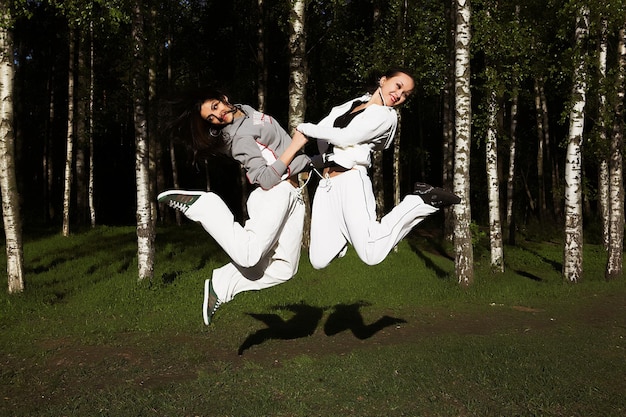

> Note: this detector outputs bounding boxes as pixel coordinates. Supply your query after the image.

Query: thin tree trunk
[605,24,625,281]
[506,86,518,245]
[132,0,155,282]
[563,6,589,283]
[486,89,503,272]
[75,31,88,227]
[288,0,310,248]
[372,1,385,222]
[539,80,552,217]
[373,150,384,219]
[533,77,545,220]
[148,3,158,229]
[0,8,24,293]
[453,0,474,286]
[257,0,267,112]
[442,0,456,242]
[88,20,96,227]
[597,17,609,249]
[45,69,55,222]
[392,0,407,244]
[62,29,76,237]
[393,114,401,211]
[168,136,182,225]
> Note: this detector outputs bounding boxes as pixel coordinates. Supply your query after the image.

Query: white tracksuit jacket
[297,95,438,269]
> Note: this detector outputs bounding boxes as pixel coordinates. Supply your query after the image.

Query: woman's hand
[291,129,308,149]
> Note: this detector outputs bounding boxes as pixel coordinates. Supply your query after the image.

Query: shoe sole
[157,189,205,203]
[203,279,211,326]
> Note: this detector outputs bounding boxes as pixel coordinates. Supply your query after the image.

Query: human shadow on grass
[324,302,406,339]
[238,302,406,355]
[238,303,323,355]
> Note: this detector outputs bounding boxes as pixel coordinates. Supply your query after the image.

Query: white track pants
[184,181,305,303]
[309,168,438,269]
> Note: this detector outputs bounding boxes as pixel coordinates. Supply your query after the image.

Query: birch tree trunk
[605,24,625,281]
[373,150,384,219]
[287,0,310,248]
[392,0,407,232]
[443,0,456,242]
[257,0,267,112]
[75,30,88,227]
[539,81,555,218]
[88,20,96,227]
[563,6,589,284]
[372,2,385,221]
[163,22,181,225]
[597,17,609,249]
[287,0,307,132]
[393,114,401,212]
[453,0,474,286]
[486,89,503,272]
[506,86,518,245]
[0,9,24,293]
[533,77,545,220]
[44,69,55,222]
[62,29,76,237]
[148,4,158,229]
[132,0,154,282]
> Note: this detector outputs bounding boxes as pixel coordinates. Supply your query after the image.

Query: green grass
[1,224,625,416]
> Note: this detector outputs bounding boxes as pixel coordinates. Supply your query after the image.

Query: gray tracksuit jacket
[220,105,310,190]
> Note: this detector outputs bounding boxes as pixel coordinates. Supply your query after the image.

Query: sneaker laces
[210,299,222,315]
[166,199,191,214]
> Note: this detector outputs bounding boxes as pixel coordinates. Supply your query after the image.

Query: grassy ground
[1,223,625,416]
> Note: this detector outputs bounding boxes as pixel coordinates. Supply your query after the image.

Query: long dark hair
[365,67,415,93]
[165,87,235,158]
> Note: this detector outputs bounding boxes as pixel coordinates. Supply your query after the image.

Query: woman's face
[379,73,414,107]
[200,98,235,125]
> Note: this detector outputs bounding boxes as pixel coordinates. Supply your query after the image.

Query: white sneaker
[157,190,205,214]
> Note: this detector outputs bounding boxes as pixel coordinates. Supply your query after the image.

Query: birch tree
[506,84,518,244]
[62,28,75,237]
[88,20,96,227]
[485,88,503,272]
[453,0,474,286]
[132,0,154,281]
[0,4,24,293]
[533,77,546,220]
[597,16,609,249]
[287,0,307,133]
[443,0,456,241]
[287,0,310,247]
[563,5,589,283]
[256,0,267,112]
[605,23,625,281]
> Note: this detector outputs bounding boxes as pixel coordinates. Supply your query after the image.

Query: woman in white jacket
[295,69,460,269]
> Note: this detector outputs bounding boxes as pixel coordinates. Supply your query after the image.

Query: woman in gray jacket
[159,88,309,326]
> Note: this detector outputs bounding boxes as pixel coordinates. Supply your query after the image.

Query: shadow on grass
[238,302,405,355]
[408,240,452,279]
[518,245,563,271]
[324,302,406,339]
[514,270,545,282]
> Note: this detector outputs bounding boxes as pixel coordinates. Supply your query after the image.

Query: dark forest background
[8,0,623,239]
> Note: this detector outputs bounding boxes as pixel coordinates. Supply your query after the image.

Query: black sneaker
[413,182,460,208]
[157,190,204,214]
